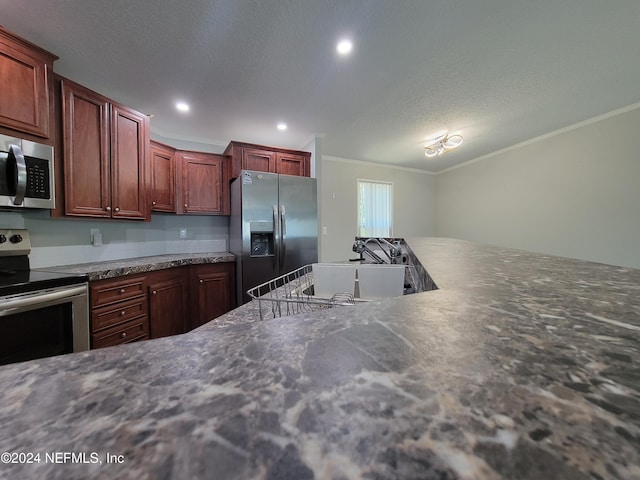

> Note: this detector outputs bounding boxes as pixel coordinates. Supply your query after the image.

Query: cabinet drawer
[90,276,146,307]
[91,297,148,332]
[92,316,149,349]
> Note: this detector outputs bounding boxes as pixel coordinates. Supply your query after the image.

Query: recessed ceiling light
[175,102,190,112]
[336,39,353,55]
[277,123,287,131]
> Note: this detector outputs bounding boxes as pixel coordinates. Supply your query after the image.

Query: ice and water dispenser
[250,221,274,257]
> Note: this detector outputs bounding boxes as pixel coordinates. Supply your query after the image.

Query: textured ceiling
[2,0,640,172]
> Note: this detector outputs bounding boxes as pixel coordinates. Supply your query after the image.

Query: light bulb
[424,147,438,158]
[336,40,353,55]
[443,134,463,149]
[176,102,190,112]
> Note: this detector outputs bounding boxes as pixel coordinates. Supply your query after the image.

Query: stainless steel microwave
[0,133,55,209]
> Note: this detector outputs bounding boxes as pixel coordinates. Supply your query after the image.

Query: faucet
[352,239,386,263]
[352,238,402,264]
[376,238,401,260]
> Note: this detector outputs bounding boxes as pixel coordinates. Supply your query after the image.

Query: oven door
[0,283,89,366]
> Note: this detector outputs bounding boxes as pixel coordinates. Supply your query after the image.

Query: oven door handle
[9,143,27,206]
[0,285,88,317]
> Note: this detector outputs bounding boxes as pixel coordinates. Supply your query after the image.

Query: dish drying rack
[247,264,364,320]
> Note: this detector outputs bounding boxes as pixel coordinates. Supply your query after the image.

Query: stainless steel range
[0,229,89,366]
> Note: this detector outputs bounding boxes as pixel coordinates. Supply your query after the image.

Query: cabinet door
[276,152,308,176]
[149,274,187,339]
[181,152,225,214]
[242,148,276,173]
[61,79,112,217]
[189,264,235,330]
[0,27,56,138]
[111,103,148,220]
[149,141,176,212]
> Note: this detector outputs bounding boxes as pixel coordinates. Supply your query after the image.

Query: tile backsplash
[1,210,230,268]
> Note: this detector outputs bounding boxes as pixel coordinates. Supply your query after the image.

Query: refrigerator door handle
[273,204,280,270]
[280,205,287,270]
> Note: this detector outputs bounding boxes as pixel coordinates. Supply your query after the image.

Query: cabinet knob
[184,204,188,209]
[152,290,157,295]
[120,288,126,294]
[199,279,203,284]
[114,207,120,212]
[152,201,157,206]
[121,311,126,316]
[121,332,127,338]
[106,206,111,212]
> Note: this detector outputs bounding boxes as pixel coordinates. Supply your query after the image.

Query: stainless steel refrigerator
[230,170,318,304]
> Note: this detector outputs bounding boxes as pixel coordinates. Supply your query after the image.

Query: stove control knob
[10,234,23,244]
[0,234,6,244]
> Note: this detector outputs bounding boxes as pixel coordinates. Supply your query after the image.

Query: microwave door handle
[9,144,27,206]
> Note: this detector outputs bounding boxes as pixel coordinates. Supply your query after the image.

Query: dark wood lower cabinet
[189,263,235,331]
[148,269,188,339]
[89,262,235,348]
[90,274,150,348]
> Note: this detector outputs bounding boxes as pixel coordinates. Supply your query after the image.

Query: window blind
[357,180,392,237]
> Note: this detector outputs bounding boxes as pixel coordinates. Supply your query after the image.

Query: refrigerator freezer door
[235,170,280,304]
[278,174,318,274]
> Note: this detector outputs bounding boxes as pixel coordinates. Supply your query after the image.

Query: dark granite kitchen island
[1,238,639,479]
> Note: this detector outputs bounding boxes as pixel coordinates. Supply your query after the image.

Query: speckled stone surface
[36,252,236,281]
[1,238,639,479]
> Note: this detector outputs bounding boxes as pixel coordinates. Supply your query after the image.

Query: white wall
[435,105,640,268]
[321,156,436,262]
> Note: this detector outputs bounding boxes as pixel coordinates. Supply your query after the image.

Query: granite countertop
[2,238,639,479]
[36,252,236,281]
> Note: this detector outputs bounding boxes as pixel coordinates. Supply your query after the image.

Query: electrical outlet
[90,228,102,247]
[179,228,188,239]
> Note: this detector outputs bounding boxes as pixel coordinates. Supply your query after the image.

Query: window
[357,179,392,237]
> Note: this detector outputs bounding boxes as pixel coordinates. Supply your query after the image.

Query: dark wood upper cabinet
[149,141,176,212]
[276,151,309,176]
[0,26,57,139]
[179,151,229,215]
[242,148,276,173]
[59,77,149,220]
[61,79,111,217]
[224,141,311,179]
[110,103,148,220]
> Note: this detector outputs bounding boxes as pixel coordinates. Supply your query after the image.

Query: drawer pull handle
[120,288,126,294]
[121,332,127,338]
[121,310,126,316]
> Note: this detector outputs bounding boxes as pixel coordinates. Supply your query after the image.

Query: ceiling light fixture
[175,102,190,112]
[336,39,353,55]
[424,134,463,158]
[277,122,287,131]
